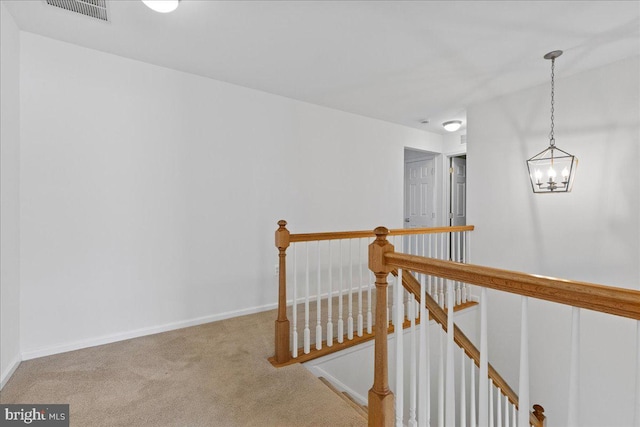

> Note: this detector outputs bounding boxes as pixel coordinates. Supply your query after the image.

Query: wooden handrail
[385,252,640,320]
[290,225,474,243]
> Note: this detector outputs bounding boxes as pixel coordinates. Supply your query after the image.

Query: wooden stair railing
[394,267,544,427]
[368,226,640,427]
[270,220,556,427]
[272,220,475,365]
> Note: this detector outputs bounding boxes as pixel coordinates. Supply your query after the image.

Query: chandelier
[527,50,578,193]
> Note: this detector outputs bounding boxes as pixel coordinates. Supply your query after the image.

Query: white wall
[467,56,639,427]
[18,32,443,359]
[0,3,22,388]
[442,131,466,155]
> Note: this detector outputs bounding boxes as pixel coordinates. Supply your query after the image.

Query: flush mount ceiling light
[142,0,180,13]
[442,120,462,132]
[527,50,578,194]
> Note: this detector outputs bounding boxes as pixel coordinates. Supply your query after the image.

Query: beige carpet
[0,310,367,427]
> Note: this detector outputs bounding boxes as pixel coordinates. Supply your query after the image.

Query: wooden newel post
[275,220,291,364]
[532,404,546,427]
[368,226,395,427]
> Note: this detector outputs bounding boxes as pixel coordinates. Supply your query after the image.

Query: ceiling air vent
[46,0,109,22]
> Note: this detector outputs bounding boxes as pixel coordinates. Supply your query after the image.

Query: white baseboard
[21,302,278,361]
[0,355,22,390]
[306,364,368,407]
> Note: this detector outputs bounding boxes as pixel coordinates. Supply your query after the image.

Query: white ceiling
[4,0,639,134]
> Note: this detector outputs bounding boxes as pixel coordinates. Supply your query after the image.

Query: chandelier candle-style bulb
[534,169,543,184]
[527,50,578,193]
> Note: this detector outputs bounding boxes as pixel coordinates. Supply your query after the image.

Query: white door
[450,156,467,226]
[404,158,435,228]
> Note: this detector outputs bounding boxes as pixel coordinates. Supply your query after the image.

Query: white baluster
[497,389,502,427]
[316,241,322,350]
[409,295,417,427]
[445,280,455,427]
[348,239,354,340]
[451,230,455,262]
[292,244,298,358]
[479,287,489,427]
[440,234,445,307]
[635,320,640,427]
[445,231,449,263]
[419,274,429,427]
[304,243,310,354]
[391,236,398,328]
[512,403,516,427]
[567,306,580,427]
[465,229,471,263]
[358,238,364,337]
[504,394,510,427]
[338,240,344,344]
[460,348,467,427]
[396,269,405,427]
[464,230,471,304]
[438,332,445,427]
[462,282,468,305]
[489,379,494,427]
[427,234,433,297]
[327,241,333,347]
[518,296,530,427]
[470,362,476,427]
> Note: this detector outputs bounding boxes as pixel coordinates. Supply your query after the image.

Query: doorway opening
[449,155,467,227]
[448,154,467,262]
[403,148,438,229]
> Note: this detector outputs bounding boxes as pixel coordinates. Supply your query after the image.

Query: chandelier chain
[549,57,555,146]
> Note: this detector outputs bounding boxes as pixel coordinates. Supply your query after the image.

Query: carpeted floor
[0,309,367,426]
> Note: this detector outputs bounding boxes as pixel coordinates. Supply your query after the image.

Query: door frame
[442,148,467,227]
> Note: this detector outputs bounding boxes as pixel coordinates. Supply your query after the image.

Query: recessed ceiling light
[442,120,463,132]
[142,0,180,13]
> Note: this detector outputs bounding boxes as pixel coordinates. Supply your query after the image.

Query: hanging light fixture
[527,50,577,193]
[142,0,180,13]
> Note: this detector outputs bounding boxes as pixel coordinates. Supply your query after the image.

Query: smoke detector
[45,0,109,22]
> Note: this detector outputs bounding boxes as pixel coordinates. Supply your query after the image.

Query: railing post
[532,404,546,427]
[275,220,291,364]
[368,226,395,427]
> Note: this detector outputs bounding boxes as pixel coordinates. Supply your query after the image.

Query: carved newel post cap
[373,226,389,241]
[532,404,546,422]
[275,220,290,250]
[369,227,394,274]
